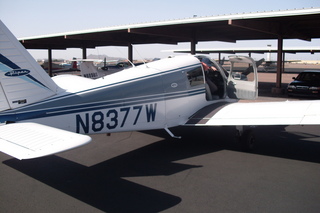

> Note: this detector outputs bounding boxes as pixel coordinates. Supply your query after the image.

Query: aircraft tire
[239,129,255,152]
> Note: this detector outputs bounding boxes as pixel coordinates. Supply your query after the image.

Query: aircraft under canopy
[0,20,320,159]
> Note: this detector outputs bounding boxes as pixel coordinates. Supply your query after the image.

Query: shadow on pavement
[4,125,320,212]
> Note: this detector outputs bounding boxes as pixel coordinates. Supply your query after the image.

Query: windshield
[195,55,228,78]
[296,72,320,81]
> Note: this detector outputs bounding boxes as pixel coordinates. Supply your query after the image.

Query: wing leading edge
[0,122,91,160]
[185,100,320,126]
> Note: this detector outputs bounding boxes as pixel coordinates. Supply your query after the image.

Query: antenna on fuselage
[112,46,136,68]
[133,45,149,68]
[126,59,136,68]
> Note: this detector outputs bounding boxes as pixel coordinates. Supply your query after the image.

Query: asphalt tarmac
[1,73,320,213]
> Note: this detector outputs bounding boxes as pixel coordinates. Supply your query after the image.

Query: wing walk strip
[186,101,233,125]
[185,100,320,126]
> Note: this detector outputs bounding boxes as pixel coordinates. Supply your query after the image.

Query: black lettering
[76,113,89,133]
[106,109,118,129]
[92,111,104,132]
[120,107,130,127]
[146,103,157,122]
[133,105,142,125]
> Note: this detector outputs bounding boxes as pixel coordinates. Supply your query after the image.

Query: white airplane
[77,59,101,79]
[1,20,320,160]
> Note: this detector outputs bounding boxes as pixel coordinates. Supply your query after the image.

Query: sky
[1,0,320,61]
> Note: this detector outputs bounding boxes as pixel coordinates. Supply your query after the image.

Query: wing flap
[0,122,91,160]
[186,100,320,126]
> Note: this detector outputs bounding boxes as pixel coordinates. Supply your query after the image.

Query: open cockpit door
[227,55,258,100]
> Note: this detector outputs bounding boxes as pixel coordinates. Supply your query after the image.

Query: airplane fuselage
[0,56,227,134]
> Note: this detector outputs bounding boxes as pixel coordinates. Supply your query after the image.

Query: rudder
[0,20,58,111]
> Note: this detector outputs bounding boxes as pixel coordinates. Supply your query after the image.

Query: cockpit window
[195,55,227,76]
[187,66,204,87]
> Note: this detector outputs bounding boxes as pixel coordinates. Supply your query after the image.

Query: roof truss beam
[128,27,192,40]
[228,19,311,41]
[129,26,237,43]
[65,31,178,46]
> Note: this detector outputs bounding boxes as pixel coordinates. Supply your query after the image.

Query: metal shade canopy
[19,8,320,50]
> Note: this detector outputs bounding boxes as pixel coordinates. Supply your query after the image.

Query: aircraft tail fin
[0,20,58,111]
[71,57,78,69]
[80,61,100,79]
[256,58,265,67]
[220,57,225,65]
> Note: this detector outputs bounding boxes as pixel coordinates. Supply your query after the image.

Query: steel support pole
[272,35,285,94]
[191,39,196,55]
[48,48,53,77]
[276,36,283,88]
[82,47,87,59]
[128,43,133,62]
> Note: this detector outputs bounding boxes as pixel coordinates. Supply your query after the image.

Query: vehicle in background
[287,70,320,98]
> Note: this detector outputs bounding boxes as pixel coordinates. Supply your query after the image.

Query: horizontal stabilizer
[0,123,91,160]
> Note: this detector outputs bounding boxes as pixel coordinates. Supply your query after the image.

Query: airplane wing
[185,100,320,126]
[0,122,91,160]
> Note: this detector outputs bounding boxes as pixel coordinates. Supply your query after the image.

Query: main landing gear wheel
[236,128,255,152]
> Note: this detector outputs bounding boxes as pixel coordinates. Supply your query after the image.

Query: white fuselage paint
[6,56,215,134]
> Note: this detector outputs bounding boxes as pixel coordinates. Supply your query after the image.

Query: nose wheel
[236,126,255,152]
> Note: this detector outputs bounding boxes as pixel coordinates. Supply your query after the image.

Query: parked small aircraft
[76,59,101,79]
[1,20,320,160]
[42,59,78,73]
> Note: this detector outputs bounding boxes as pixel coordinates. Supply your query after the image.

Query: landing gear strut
[236,126,255,152]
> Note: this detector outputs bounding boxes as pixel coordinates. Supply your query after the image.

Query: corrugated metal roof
[165,46,320,54]
[18,8,320,49]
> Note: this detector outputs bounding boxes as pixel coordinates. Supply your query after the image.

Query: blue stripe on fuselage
[13,62,200,108]
[0,62,204,122]
[0,88,205,123]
